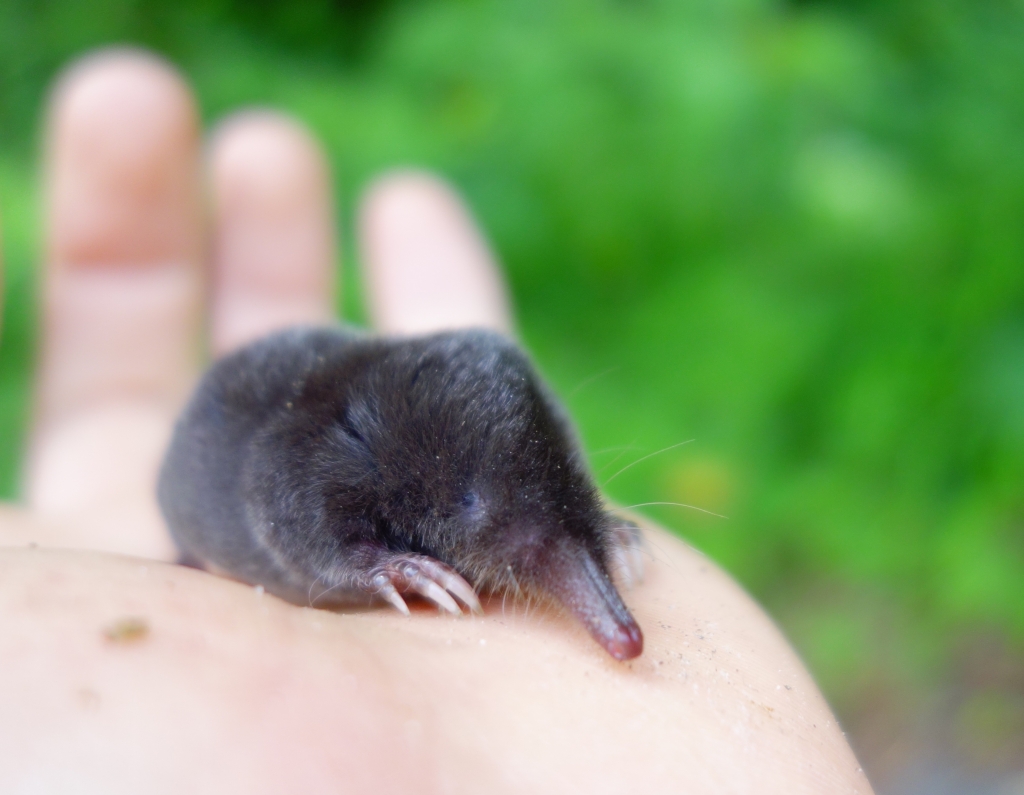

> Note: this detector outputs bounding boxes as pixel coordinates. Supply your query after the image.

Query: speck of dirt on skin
[103,617,150,644]
[77,687,101,711]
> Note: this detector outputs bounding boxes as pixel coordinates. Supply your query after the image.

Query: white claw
[382,587,411,616]
[379,556,482,616]
[415,579,462,615]
[414,559,482,614]
[437,572,483,614]
[413,557,481,614]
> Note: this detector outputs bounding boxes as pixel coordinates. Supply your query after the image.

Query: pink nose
[598,620,644,661]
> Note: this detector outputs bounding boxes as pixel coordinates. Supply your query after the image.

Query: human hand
[0,49,872,794]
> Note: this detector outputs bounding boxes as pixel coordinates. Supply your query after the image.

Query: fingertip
[46,47,201,268]
[209,111,331,212]
[207,110,337,355]
[358,169,513,337]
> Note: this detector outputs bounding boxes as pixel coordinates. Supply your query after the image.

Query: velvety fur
[158,326,643,659]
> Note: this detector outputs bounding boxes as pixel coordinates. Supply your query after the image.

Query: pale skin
[0,49,874,794]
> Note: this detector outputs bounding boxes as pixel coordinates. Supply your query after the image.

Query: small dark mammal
[158,326,644,660]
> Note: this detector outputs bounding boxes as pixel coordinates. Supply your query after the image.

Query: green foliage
[1,0,1023,707]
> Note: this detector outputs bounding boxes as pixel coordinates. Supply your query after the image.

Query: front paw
[365,554,482,616]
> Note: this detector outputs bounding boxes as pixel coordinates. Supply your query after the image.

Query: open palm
[0,50,871,795]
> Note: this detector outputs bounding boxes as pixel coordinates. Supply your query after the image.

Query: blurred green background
[2,0,1023,784]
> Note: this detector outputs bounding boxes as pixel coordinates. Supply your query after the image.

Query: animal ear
[340,399,379,444]
[325,417,376,484]
[603,515,645,590]
[538,540,644,661]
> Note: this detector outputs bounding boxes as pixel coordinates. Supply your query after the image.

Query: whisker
[310,579,345,607]
[623,501,728,519]
[567,366,620,398]
[506,565,524,600]
[589,444,641,458]
[604,439,695,484]
[597,439,639,474]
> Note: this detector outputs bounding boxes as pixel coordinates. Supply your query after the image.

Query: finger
[207,111,337,357]
[27,49,202,559]
[358,170,513,336]
[38,50,202,422]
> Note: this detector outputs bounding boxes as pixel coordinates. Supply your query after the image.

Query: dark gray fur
[158,326,643,659]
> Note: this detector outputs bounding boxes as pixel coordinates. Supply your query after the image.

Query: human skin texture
[0,49,874,795]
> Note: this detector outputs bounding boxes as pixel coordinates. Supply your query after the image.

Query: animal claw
[378,582,411,616]
[442,574,484,615]
[374,555,481,616]
[413,577,462,614]
[413,558,483,614]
